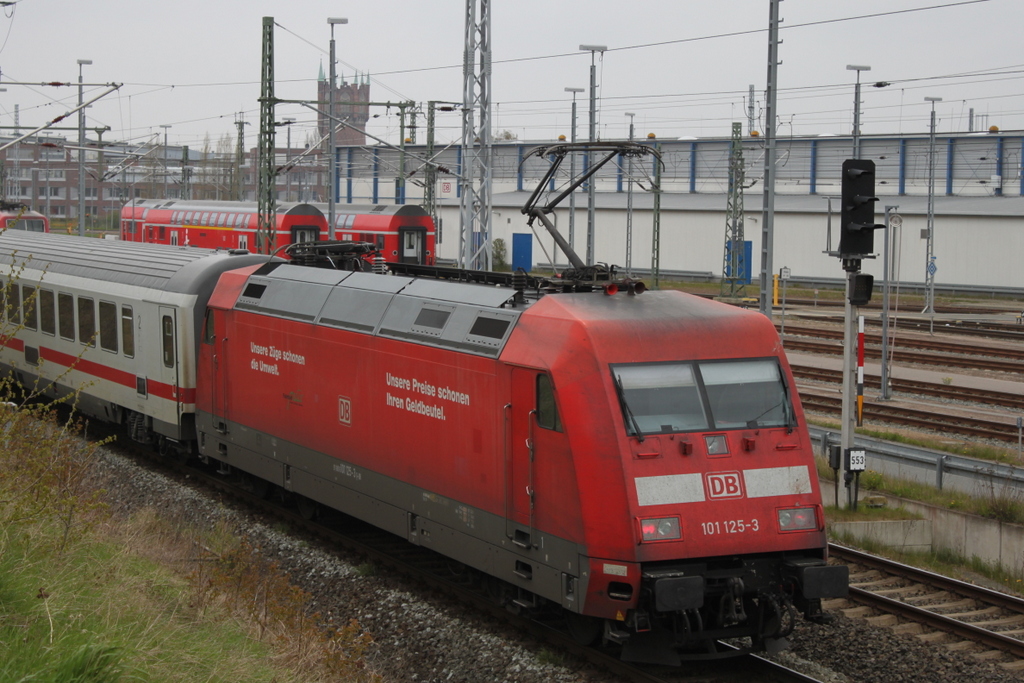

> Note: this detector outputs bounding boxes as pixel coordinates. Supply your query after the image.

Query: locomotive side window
[122,306,135,358]
[536,374,562,432]
[39,289,55,336]
[78,297,96,347]
[161,315,175,368]
[22,286,36,331]
[58,293,75,341]
[99,301,118,353]
[202,310,215,344]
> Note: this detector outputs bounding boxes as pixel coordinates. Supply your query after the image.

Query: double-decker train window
[58,293,75,340]
[122,306,135,358]
[78,297,96,347]
[161,315,175,368]
[536,374,562,432]
[39,289,55,336]
[99,301,118,353]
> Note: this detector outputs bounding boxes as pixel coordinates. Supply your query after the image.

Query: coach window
[161,315,175,368]
[58,293,75,340]
[536,374,562,432]
[121,306,135,358]
[8,285,20,325]
[78,297,96,347]
[99,301,118,353]
[39,289,55,336]
[22,286,36,331]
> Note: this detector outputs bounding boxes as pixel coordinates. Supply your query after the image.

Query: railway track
[781,336,1024,374]
[798,391,1018,443]
[783,324,1024,362]
[795,314,1024,343]
[792,364,1024,412]
[830,544,1024,667]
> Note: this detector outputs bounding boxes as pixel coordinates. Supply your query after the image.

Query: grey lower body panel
[196,410,586,611]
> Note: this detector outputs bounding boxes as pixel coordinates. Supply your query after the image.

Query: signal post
[834,159,881,509]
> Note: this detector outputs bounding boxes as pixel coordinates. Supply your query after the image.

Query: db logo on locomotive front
[705,472,744,499]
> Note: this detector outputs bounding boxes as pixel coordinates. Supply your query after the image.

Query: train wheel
[565,612,602,646]
[296,495,319,520]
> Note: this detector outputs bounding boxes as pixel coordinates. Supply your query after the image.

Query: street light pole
[847,64,871,159]
[924,96,942,318]
[579,44,606,267]
[565,87,584,254]
[160,124,172,198]
[77,58,92,236]
[327,17,348,240]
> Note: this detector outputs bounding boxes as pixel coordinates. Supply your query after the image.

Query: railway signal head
[840,159,883,263]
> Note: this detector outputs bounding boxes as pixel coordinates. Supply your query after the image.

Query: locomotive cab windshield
[611,357,793,436]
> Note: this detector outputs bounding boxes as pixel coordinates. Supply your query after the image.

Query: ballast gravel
[89,446,1024,683]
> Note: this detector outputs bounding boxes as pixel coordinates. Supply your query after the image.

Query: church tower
[318,64,371,147]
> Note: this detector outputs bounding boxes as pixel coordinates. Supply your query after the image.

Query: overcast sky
[1,0,1019,152]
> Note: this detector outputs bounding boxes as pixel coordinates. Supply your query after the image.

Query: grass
[0,397,380,683]
[829,527,1024,596]
[0,518,288,682]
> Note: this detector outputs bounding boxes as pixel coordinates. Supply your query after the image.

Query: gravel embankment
[91,446,1024,683]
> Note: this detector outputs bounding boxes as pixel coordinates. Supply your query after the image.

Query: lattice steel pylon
[459,0,492,270]
[257,16,278,255]
[721,122,747,298]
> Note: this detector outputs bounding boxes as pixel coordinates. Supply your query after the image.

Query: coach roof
[0,231,270,294]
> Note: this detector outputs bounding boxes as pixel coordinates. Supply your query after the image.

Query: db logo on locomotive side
[705,472,744,499]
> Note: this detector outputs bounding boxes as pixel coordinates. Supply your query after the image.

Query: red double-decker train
[119,199,435,264]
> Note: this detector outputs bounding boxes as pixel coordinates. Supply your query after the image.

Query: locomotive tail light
[629,281,646,295]
[777,506,818,532]
[603,283,619,296]
[639,516,681,542]
[741,437,756,452]
[679,440,693,456]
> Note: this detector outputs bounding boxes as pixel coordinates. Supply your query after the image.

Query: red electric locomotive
[195,253,847,662]
[119,199,435,265]
[0,201,49,233]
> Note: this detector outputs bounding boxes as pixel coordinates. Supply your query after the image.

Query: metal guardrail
[808,426,1024,499]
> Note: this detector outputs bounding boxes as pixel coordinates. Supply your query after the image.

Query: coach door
[158,306,181,420]
[291,225,319,244]
[399,228,425,264]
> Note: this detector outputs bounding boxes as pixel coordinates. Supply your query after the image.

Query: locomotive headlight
[777,506,818,532]
[639,516,681,542]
